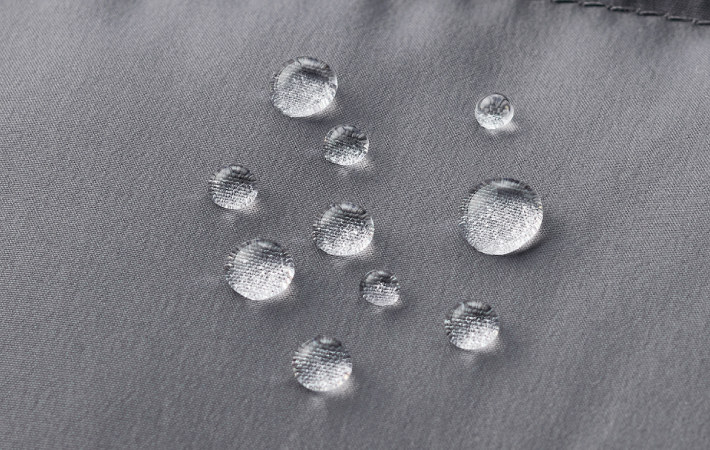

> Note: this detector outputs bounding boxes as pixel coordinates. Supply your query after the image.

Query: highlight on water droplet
[324,125,369,166]
[225,239,295,301]
[293,335,353,392]
[359,270,400,306]
[459,178,543,255]
[313,202,374,256]
[445,301,499,350]
[208,164,257,210]
[475,93,514,130]
[270,56,338,118]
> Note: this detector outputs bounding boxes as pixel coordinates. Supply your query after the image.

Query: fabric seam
[550,0,710,25]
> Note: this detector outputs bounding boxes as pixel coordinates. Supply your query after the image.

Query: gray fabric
[554,0,710,24]
[2,0,710,448]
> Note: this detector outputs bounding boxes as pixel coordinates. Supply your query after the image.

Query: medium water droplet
[475,93,514,129]
[208,165,257,210]
[225,239,295,300]
[359,270,400,306]
[313,202,374,256]
[270,57,338,118]
[324,125,368,165]
[293,335,352,392]
[445,302,499,350]
[459,178,542,255]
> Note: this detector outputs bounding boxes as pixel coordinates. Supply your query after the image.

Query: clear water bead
[445,302,500,350]
[208,165,257,210]
[324,125,369,165]
[313,202,374,256]
[293,335,352,392]
[270,57,338,118]
[459,178,543,255]
[475,93,514,129]
[359,270,400,306]
[225,239,295,301]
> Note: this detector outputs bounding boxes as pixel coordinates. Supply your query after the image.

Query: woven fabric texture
[2,0,709,449]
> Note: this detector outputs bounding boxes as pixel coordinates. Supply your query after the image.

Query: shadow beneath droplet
[511,231,545,255]
[331,155,374,175]
[450,334,505,368]
[223,278,303,313]
[509,212,553,256]
[484,121,519,136]
[204,195,266,225]
[229,198,265,217]
[322,375,358,399]
[291,372,359,399]
[319,243,378,269]
[362,298,407,318]
[375,298,406,311]
[290,97,344,124]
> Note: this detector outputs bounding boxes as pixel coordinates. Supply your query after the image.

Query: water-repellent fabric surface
[2,1,710,449]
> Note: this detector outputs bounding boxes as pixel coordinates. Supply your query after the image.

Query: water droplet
[293,335,352,392]
[208,165,257,210]
[475,93,514,130]
[324,125,369,166]
[359,270,400,306]
[270,57,338,118]
[445,302,499,350]
[313,203,374,256]
[459,178,542,255]
[225,239,295,300]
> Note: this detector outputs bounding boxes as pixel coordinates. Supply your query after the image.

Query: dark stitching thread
[550,0,710,26]
[666,16,694,22]
[608,6,636,13]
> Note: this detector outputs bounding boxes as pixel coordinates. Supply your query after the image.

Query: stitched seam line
[550,0,710,25]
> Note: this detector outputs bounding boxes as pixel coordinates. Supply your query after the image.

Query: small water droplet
[313,202,374,256]
[225,239,295,300]
[270,57,338,118]
[208,165,257,210]
[459,178,542,255]
[359,270,400,306]
[324,125,368,166]
[445,302,499,350]
[293,335,352,392]
[475,93,514,129]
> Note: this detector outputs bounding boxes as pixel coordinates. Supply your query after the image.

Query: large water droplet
[293,335,352,392]
[324,125,368,166]
[225,239,295,300]
[475,93,514,129]
[208,165,257,210]
[445,302,499,350]
[459,178,542,255]
[313,202,374,256]
[359,270,400,306]
[270,57,337,118]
